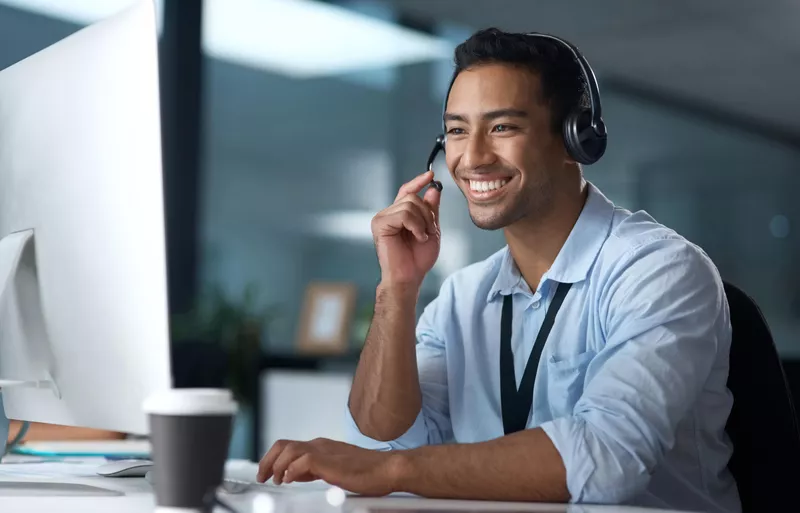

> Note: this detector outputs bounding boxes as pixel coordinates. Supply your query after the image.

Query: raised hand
[371,170,442,290]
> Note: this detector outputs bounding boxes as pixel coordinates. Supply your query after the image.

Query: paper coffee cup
[144,388,237,513]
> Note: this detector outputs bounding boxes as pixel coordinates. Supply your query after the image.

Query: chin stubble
[468,176,555,230]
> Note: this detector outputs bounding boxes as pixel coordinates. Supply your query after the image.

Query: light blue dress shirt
[346,182,740,513]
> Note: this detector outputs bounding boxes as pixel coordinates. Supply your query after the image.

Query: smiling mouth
[468,179,508,192]
[463,176,513,202]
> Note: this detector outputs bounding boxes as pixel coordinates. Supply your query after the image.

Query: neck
[504,176,588,292]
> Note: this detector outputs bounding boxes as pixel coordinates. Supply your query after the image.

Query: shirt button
[531,300,541,309]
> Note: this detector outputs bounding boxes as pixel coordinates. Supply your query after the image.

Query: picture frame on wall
[296,282,357,355]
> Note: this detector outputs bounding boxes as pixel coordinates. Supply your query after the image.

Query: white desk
[0,458,690,513]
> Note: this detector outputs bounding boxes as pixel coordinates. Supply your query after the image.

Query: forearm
[7,421,125,442]
[349,283,422,441]
[394,428,569,502]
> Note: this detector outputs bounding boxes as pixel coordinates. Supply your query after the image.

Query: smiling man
[257,28,740,512]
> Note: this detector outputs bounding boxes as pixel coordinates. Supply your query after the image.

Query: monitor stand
[0,231,119,497]
[0,229,59,455]
[0,229,60,400]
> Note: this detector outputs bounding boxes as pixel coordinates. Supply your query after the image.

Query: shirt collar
[487,182,615,301]
[487,247,527,300]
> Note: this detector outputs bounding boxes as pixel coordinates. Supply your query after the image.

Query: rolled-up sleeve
[345,278,454,451]
[540,239,731,504]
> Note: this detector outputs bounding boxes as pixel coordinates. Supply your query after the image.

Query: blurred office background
[1,0,798,460]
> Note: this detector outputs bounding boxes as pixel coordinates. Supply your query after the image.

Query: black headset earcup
[563,109,607,165]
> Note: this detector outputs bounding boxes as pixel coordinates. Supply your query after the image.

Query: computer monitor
[0,0,171,444]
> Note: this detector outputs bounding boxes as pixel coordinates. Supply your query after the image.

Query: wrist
[386,450,416,493]
[376,281,420,305]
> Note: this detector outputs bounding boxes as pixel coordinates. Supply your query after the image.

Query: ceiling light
[0,0,163,31]
[202,0,452,78]
[0,0,452,78]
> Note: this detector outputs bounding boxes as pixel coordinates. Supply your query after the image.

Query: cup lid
[143,388,238,415]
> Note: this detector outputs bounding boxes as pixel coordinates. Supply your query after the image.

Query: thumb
[422,181,442,222]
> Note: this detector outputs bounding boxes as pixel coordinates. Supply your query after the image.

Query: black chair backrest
[724,281,800,512]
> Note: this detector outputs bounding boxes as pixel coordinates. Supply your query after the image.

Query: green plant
[171,283,280,405]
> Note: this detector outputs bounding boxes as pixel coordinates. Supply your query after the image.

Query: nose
[459,133,496,171]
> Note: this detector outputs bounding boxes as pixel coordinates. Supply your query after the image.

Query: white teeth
[469,179,508,192]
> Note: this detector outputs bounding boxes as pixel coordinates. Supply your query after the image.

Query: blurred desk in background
[252,351,361,461]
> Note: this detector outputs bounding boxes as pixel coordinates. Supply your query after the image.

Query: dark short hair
[451,27,589,134]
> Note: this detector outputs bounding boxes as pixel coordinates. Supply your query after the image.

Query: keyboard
[222,460,332,494]
[221,477,332,494]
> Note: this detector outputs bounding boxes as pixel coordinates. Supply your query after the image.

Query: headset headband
[526,33,605,136]
[432,30,607,171]
[441,32,605,136]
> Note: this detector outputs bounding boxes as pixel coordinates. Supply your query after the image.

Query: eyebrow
[443,109,529,123]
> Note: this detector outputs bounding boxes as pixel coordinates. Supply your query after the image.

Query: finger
[257,440,289,482]
[294,455,350,493]
[308,437,335,453]
[389,207,430,242]
[374,205,430,243]
[285,454,340,488]
[422,184,441,231]
[394,194,436,235]
[284,453,318,484]
[271,442,308,485]
[394,170,434,202]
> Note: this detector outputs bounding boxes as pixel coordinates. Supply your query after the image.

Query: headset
[426,32,607,189]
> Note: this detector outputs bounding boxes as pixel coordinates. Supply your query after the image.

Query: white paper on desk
[0,460,102,479]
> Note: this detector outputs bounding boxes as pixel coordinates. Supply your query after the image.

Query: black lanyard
[500,281,572,435]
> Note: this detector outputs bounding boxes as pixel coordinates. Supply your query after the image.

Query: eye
[446,127,465,135]
[493,124,514,133]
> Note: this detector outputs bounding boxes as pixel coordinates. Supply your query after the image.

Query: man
[257,28,740,512]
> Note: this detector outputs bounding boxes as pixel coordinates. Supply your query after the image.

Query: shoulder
[597,207,721,287]
[593,209,727,331]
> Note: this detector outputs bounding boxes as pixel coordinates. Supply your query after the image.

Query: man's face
[444,63,568,230]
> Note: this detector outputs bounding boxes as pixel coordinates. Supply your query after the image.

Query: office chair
[723,281,800,512]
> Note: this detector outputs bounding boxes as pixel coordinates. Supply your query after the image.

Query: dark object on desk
[723,281,800,512]
[147,390,234,512]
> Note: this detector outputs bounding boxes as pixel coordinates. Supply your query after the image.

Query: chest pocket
[546,349,596,418]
